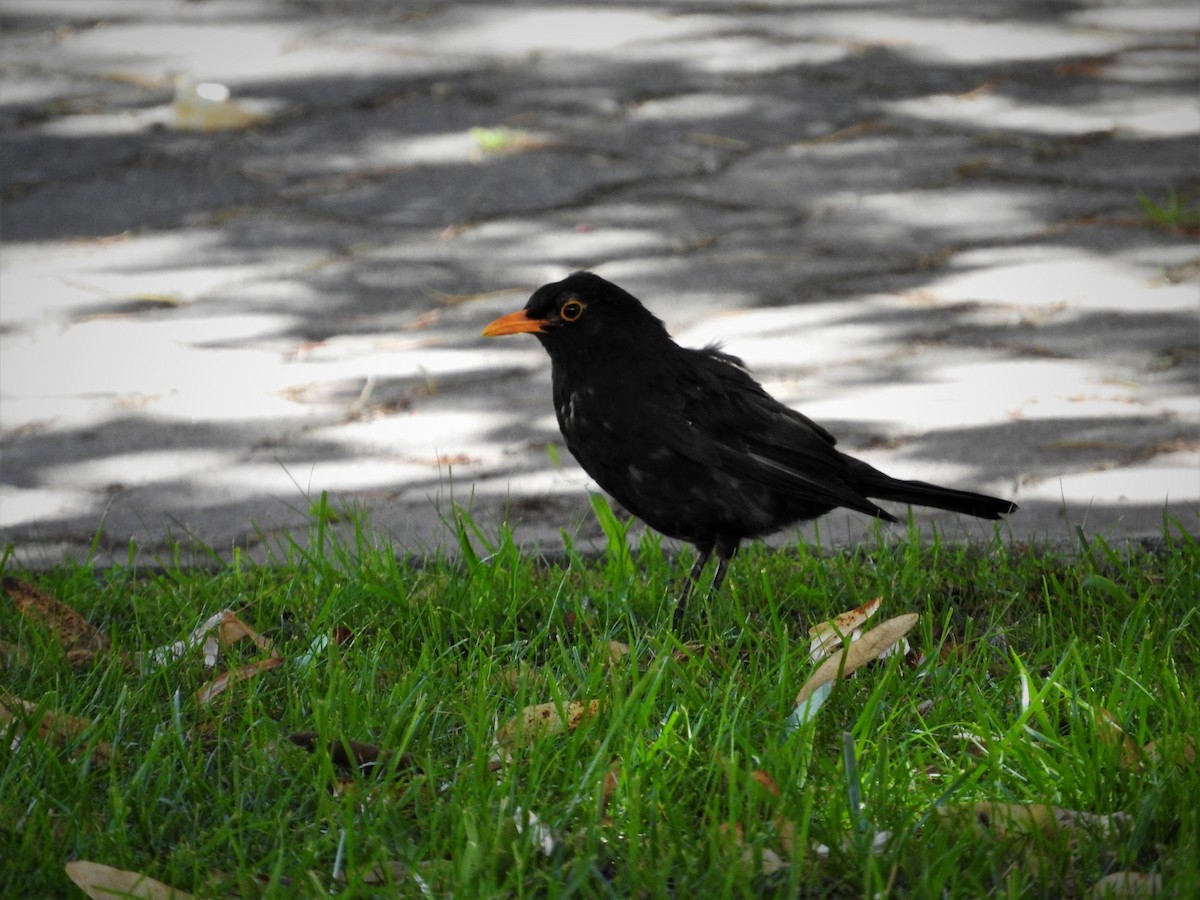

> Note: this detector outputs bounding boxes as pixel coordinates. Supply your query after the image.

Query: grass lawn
[2,504,1197,898]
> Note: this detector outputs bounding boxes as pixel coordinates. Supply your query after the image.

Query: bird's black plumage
[483,271,1017,624]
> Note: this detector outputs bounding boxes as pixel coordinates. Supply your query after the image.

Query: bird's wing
[658,346,891,517]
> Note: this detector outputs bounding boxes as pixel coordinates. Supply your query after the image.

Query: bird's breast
[555,383,643,483]
[556,389,583,435]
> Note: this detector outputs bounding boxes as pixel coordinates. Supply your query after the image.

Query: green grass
[3,506,1198,898]
[1137,189,1200,231]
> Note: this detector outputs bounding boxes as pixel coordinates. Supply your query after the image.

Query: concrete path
[2,0,1197,566]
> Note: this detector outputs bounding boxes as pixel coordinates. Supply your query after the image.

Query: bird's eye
[560,299,585,322]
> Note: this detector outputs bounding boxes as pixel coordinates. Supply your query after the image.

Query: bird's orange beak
[481,309,547,336]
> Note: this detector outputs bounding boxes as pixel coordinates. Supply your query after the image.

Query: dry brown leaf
[795,613,919,706]
[937,802,1129,839]
[494,699,601,751]
[672,641,715,662]
[754,769,798,856]
[3,576,110,654]
[215,612,274,654]
[754,847,788,875]
[1056,59,1108,79]
[65,648,110,668]
[497,662,537,692]
[194,657,285,705]
[604,640,631,664]
[287,731,417,778]
[1095,708,1141,769]
[144,609,274,668]
[1142,733,1197,769]
[172,82,268,132]
[719,821,744,844]
[601,758,622,822]
[0,639,30,666]
[936,631,966,665]
[750,770,780,796]
[777,816,796,857]
[1086,871,1162,898]
[0,690,111,763]
[722,768,798,865]
[719,821,789,875]
[289,730,382,768]
[65,860,192,899]
[808,597,881,661]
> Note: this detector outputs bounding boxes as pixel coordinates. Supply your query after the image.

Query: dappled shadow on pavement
[1,0,1197,564]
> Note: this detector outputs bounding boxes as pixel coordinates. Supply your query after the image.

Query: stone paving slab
[1,0,1197,568]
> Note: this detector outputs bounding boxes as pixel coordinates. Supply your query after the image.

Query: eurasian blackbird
[483,271,1017,625]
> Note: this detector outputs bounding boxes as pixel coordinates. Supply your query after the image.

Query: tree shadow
[1,0,1196,562]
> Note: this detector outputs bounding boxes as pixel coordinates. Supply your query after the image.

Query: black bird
[482,272,1016,625]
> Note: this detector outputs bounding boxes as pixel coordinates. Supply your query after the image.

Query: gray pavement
[1,0,1197,568]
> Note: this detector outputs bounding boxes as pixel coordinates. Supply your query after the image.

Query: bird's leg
[673,543,712,628]
[709,537,739,597]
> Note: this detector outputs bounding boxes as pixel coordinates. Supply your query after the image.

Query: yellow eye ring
[560,299,585,322]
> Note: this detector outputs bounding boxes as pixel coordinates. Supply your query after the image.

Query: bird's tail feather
[850,460,1017,521]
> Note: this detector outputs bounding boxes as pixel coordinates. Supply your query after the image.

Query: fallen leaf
[3,577,110,654]
[749,770,780,796]
[671,641,715,662]
[601,758,622,823]
[144,610,273,668]
[0,690,111,763]
[1056,58,1107,79]
[511,805,556,856]
[468,126,549,156]
[65,860,192,899]
[1095,708,1141,769]
[292,633,330,669]
[171,77,268,131]
[215,612,273,653]
[719,821,745,847]
[754,847,788,875]
[494,699,601,752]
[808,597,881,661]
[777,817,796,857]
[936,630,966,665]
[65,648,110,667]
[604,640,631,664]
[756,770,797,856]
[1086,871,1162,898]
[1142,733,1197,769]
[786,681,833,729]
[287,731,417,778]
[795,613,919,707]
[719,822,790,875]
[0,640,30,666]
[937,802,1129,839]
[814,830,891,858]
[194,657,284,705]
[496,661,537,692]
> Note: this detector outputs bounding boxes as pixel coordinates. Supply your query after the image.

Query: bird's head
[481,272,670,359]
